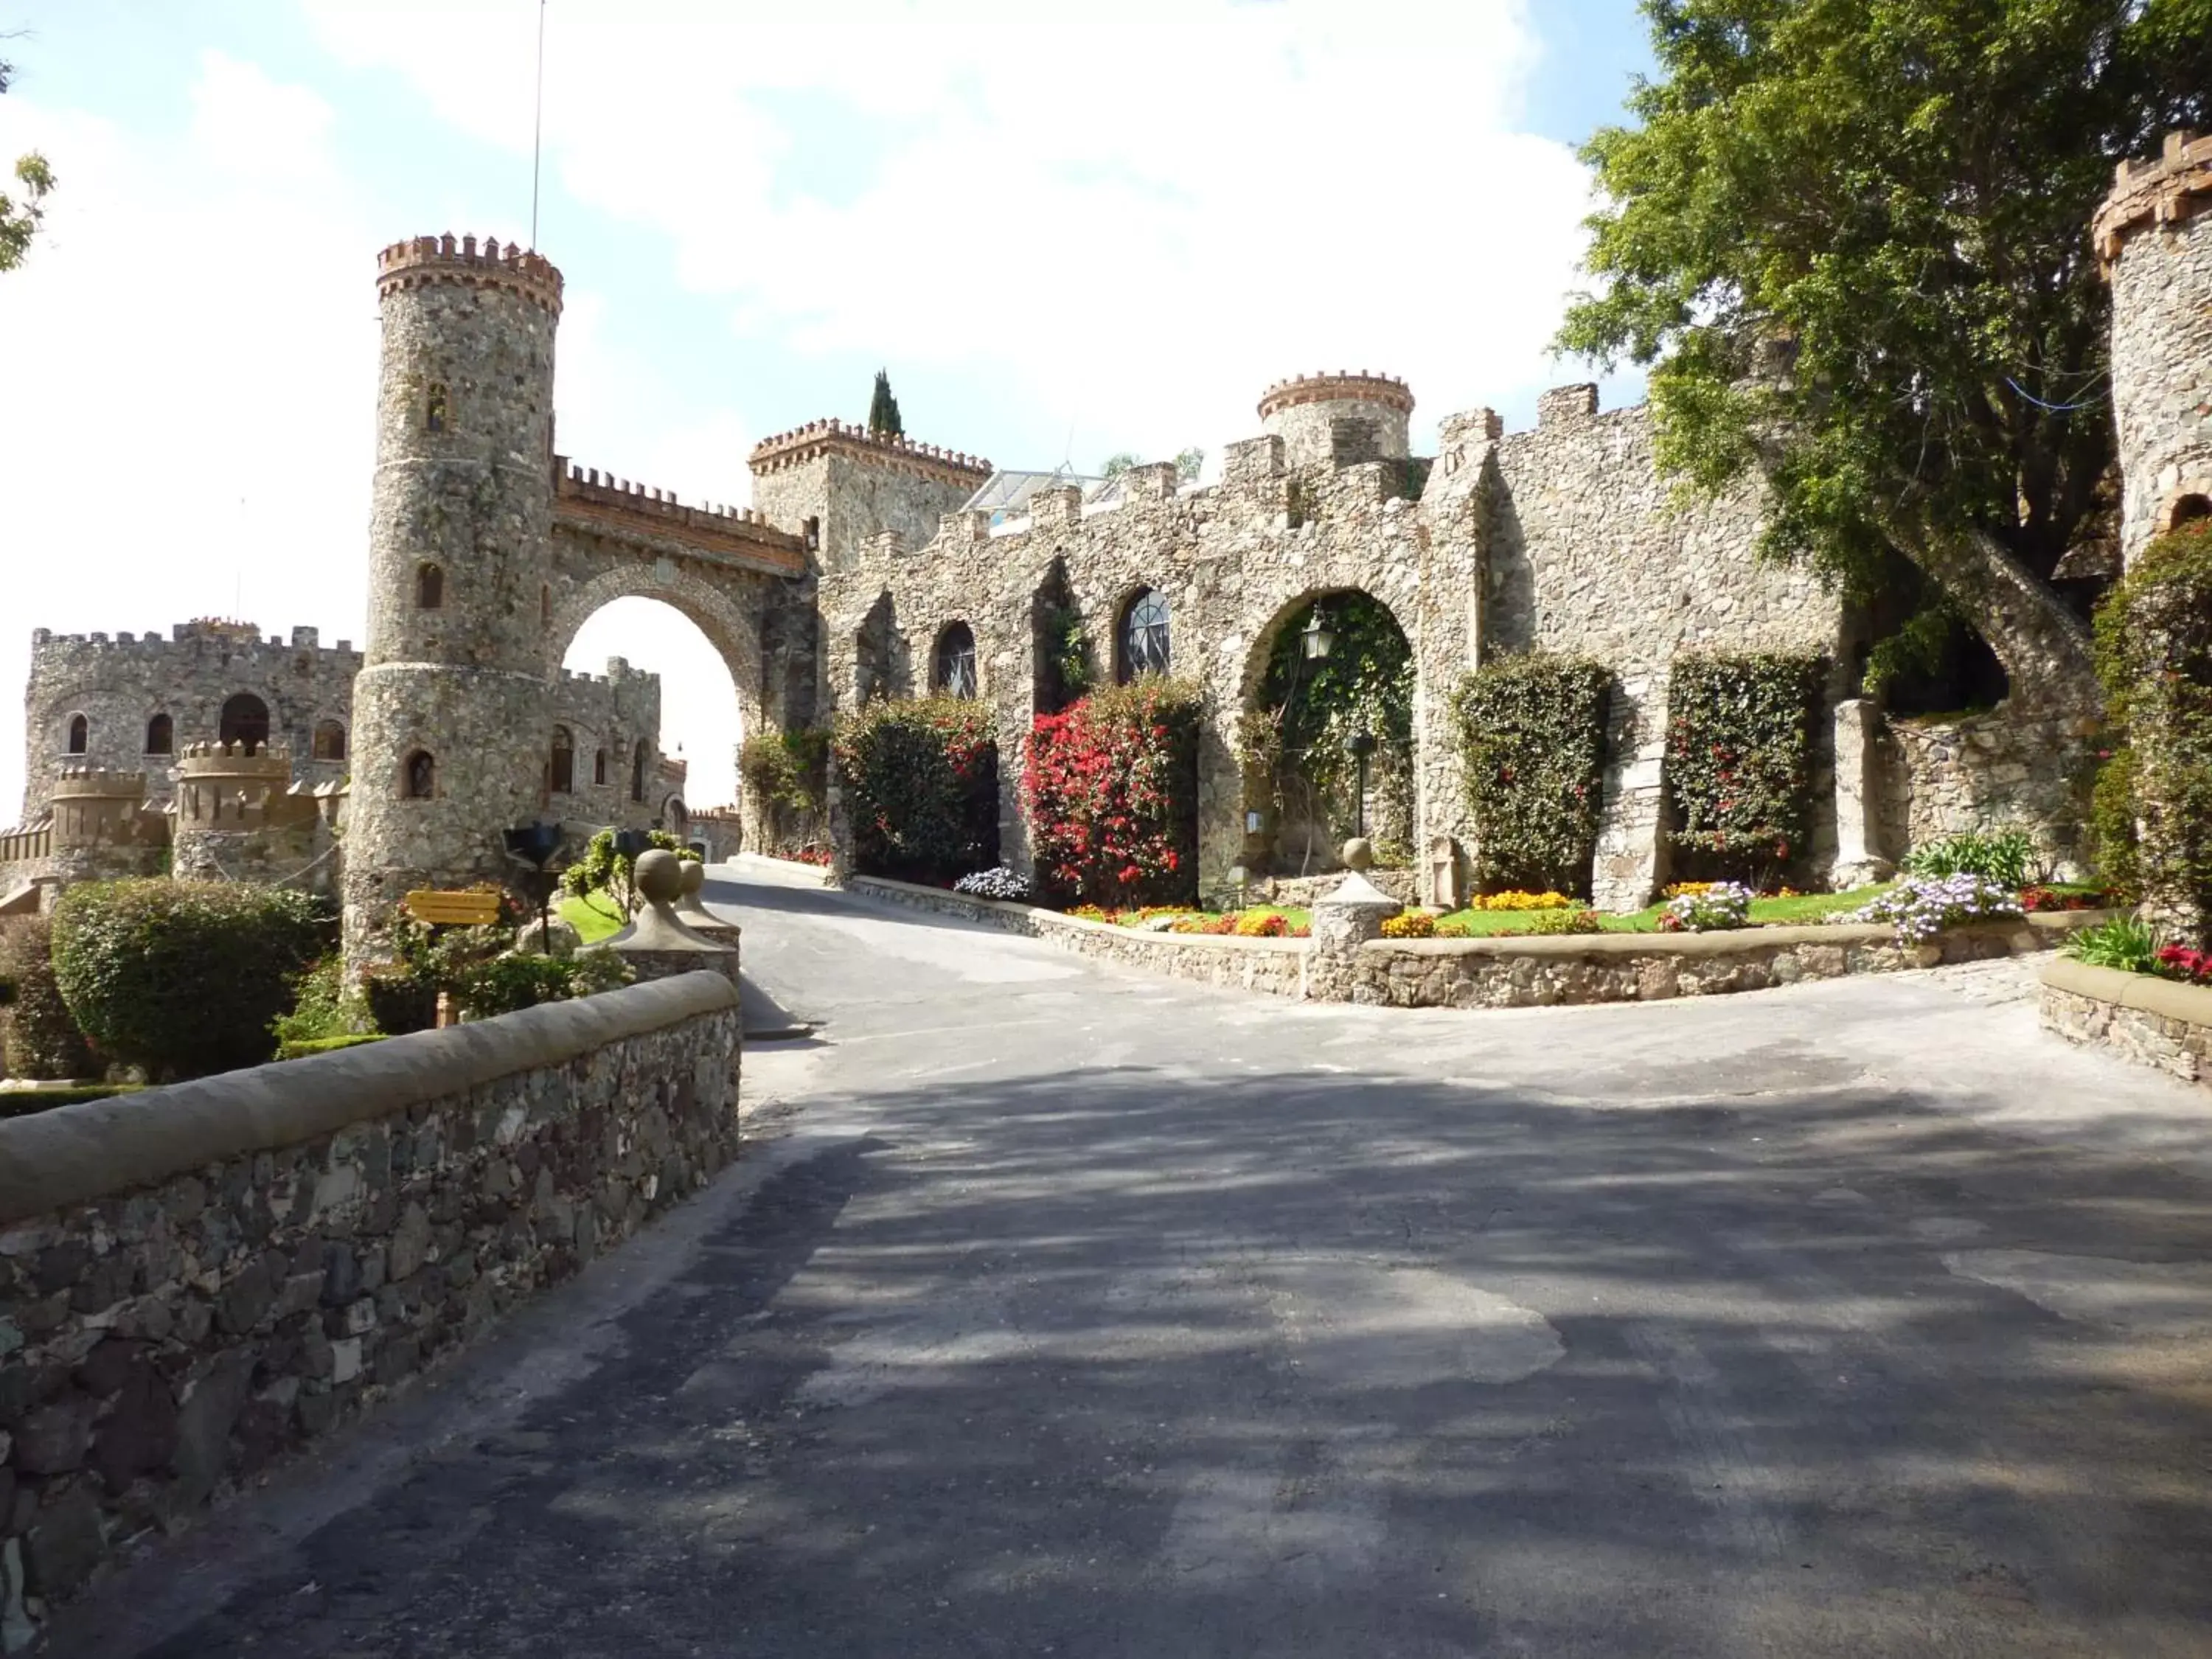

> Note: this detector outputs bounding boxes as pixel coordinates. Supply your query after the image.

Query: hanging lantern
[1301,608,1335,661]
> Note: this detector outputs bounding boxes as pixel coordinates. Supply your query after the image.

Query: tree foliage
[1558,0,2211,679]
[867,368,903,439]
[0,44,55,274]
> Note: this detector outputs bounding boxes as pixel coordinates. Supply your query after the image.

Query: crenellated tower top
[1256,370,1416,422]
[376,233,565,316]
[2094,130,2212,268]
[1256,370,1415,470]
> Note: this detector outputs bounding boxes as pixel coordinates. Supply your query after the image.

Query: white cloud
[304,0,1600,459]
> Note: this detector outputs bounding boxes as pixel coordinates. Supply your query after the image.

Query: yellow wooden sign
[403,888,504,927]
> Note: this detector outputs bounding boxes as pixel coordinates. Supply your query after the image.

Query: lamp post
[503,821,566,952]
[1346,723,1377,839]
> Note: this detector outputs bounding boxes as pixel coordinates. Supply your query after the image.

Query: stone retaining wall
[2039,958,2212,1087]
[848,874,2101,1010]
[0,971,742,1647]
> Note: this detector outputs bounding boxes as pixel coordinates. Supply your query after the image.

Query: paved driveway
[58,859,2212,1658]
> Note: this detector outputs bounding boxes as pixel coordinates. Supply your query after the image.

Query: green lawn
[559,894,628,944]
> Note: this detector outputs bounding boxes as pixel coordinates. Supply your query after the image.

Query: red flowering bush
[2021,886,2106,913]
[833,697,999,885]
[2154,944,2212,987]
[1665,652,1824,887]
[1025,678,1201,908]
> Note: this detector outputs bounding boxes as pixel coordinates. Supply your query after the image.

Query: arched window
[1119,588,1171,681]
[417,562,444,610]
[933,621,978,698]
[425,382,448,434]
[219,693,271,752]
[594,748,608,787]
[145,713,173,755]
[665,797,688,835]
[2172,493,2212,531]
[312,720,347,761]
[403,750,435,799]
[631,740,649,803]
[549,726,574,793]
[66,714,88,755]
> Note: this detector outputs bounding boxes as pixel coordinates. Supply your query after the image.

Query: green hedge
[1664,652,1825,884]
[0,915,96,1080]
[1453,657,1611,896]
[51,880,330,1081]
[0,1083,144,1119]
[835,696,1000,884]
[2096,521,2212,945]
[738,727,830,853]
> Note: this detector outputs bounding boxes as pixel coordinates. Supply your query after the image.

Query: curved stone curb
[0,971,738,1227]
[2040,957,2212,1087]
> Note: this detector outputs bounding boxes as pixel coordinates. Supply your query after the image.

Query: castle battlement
[748,418,992,486]
[29,622,360,657]
[52,766,146,798]
[376,232,564,316]
[554,460,807,572]
[1256,370,1416,421]
[2095,130,2212,266]
[178,740,292,771]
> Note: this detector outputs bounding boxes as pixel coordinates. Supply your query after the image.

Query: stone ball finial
[1340,837,1376,872]
[634,848,684,904]
[679,858,706,897]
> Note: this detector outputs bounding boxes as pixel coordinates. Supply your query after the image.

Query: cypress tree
[867,369,903,439]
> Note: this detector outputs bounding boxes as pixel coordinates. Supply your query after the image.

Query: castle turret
[1257,372,1414,470]
[748,418,992,572]
[2097,130,2212,566]
[344,234,564,965]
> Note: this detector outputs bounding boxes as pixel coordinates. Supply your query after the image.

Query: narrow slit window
[66,714,88,755]
[417,563,444,610]
[403,750,435,799]
[425,382,448,434]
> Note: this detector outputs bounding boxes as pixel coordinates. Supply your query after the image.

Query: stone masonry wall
[0,971,742,1646]
[1877,706,2102,879]
[817,383,1846,909]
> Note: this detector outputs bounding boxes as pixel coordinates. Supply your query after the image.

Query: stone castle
[1,131,2205,943]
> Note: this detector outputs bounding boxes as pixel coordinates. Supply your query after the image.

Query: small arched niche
[549,726,575,794]
[66,714,88,755]
[145,712,173,756]
[312,720,347,761]
[417,562,445,611]
[402,750,436,799]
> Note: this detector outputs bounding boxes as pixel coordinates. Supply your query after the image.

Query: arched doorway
[1240,589,1414,875]
[557,594,749,824]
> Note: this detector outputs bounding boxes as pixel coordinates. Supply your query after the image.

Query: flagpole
[529,0,547,248]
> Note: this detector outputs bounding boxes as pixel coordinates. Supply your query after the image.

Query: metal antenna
[529,0,548,248]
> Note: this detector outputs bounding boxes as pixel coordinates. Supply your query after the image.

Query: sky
[0,0,1653,818]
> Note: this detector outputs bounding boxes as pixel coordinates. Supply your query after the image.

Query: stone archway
[1228,587,1418,881]
[546,563,768,744]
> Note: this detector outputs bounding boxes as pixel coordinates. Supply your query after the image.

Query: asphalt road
[52,858,2212,1658]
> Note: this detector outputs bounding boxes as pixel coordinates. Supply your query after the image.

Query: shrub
[560,829,694,917]
[0,1083,144,1119]
[2089,745,2140,897]
[452,952,585,1018]
[1848,874,2022,945]
[739,727,830,853]
[2095,521,2212,946]
[1665,652,1825,885]
[1453,656,1610,897]
[1496,908,1604,937]
[1024,677,1201,908]
[954,866,1034,902]
[1658,881,1755,932]
[277,1033,388,1060]
[2065,915,2157,974]
[1902,828,2036,888]
[271,956,374,1050]
[1380,911,1436,939]
[0,915,95,1079]
[51,880,330,1080]
[835,696,1000,885]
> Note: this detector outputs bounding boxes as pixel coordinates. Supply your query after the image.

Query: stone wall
[0,971,742,1644]
[2040,957,2212,1086]
[816,380,1846,909]
[1876,705,2101,878]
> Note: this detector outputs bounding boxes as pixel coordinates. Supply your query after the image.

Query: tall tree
[866,368,903,439]
[1557,0,2212,710]
[0,42,55,274]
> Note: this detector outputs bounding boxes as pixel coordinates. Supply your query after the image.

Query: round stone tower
[2096,130,2212,566]
[1256,371,1415,470]
[343,234,563,967]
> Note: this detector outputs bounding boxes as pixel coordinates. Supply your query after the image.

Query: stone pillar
[607,850,740,987]
[1829,699,1894,887]
[1308,870,1403,1003]
[1590,672,1670,912]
